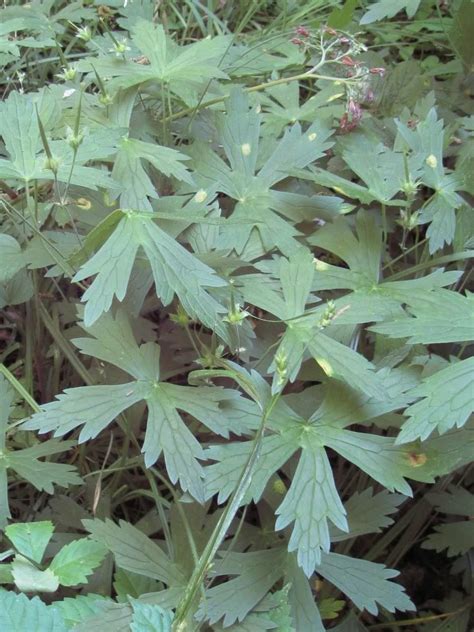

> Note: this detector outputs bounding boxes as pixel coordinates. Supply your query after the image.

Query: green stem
[0,363,40,414]
[385,250,473,281]
[171,392,280,631]
[367,603,470,629]
[161,69,354,124]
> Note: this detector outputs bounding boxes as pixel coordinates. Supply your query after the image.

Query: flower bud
[369,67,386,77]
[295,25,310,37]
[223,303,249,325]
[43,157,60,174]
[99,93,114,106]
[170,304,191,326]
[77,26,92,42]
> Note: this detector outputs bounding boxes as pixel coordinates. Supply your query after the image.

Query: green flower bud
[99,93,114,106]
[44,156,60,174]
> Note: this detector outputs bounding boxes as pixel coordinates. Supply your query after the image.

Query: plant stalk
[171,392,280,630]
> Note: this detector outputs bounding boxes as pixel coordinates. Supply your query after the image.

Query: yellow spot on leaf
[194,189,207,203]
[426,154,437,169]
[407,452,427,467]
[76,198,91,210]
[241,143,251,156]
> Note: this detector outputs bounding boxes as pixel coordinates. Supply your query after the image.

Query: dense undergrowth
[0,1,473,630]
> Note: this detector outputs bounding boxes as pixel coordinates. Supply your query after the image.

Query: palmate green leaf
[0,268,34,308]
[226,35,304,78]
[0,91,43,182]
[319,597,345,621]
[111,137,194,211]
[0,591,67,632]
[197,548,286,627]
[301,166,378,205]
[113,569,161,603]
[49,539,107,586]
[298,131,421,206]
[275,442,348,576]
[73,210,228,339]
[5,521,54,563]
[330,488,405,542]
[397,357,474,443]
[417,418,474,480]
[22,383,145,440]
[199,547,412,628]
[418,177,465,254]
[423,522,474,557]
[422,486,474,557]
[205,381,422,575]
[130,601,174,632]
[304,332,385,400]
[260,81,343,137]
[370,290,474,344]
[79,20,230,105]
[311,210,382,285]
[83,518,184,586]
[0,91,117,190]
[6,439,83,493]
[0,375,81,527]
[283,555,325,631]
[205,430,297,505]
[206,584,296,632]
[240,246,384,397]
[0,16,54,61]
[339,134,415,204]
[360,0,421,24]
[256,586,295,632]
[317,553,414,615]
[308,210,463,326]
[24,310,244,500]
[427,485,474,516]
[395,108,467,252]
[247,245,385,398]
[322,427,415,496]
[193,88,335,255]
[55,594,111,628]
[0,235,25,284]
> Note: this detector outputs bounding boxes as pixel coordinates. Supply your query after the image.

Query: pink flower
[348,98,362,120]
[341,55,357,66]
[364,88,375,103]
[340,98,363,133]
[370,67,386,77]
[295,25,310,38]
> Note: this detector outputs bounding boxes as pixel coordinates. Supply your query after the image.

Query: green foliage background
[0,1,472,630]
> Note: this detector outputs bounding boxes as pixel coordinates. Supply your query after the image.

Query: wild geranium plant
[0,1,472,631]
